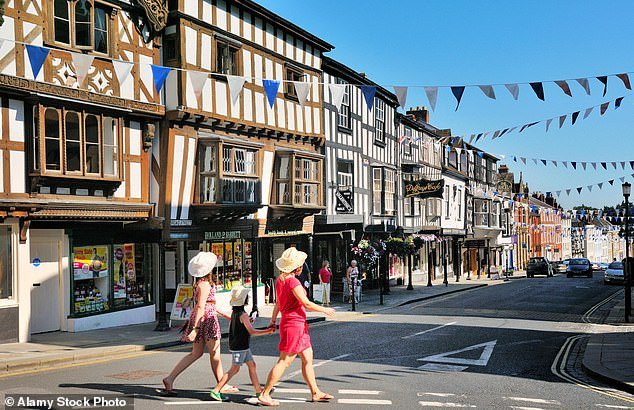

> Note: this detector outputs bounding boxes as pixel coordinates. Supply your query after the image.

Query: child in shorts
[209,285,274,401]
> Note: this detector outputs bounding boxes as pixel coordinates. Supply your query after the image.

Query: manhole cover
[107,370,165,380]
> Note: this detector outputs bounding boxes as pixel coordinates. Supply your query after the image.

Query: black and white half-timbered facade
[398,108,446,283]
[0,0,166,342]
[158,0,333,308]
[314,56,399,289]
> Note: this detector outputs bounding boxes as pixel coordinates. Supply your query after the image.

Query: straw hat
[188,252,218,278]
[275,247,307,273]
[230,285,251,307]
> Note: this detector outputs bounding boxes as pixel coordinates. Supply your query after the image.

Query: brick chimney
[499,164,509,174]
[406,106,430,123]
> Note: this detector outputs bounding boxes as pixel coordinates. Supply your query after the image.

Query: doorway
[29,231,62,334]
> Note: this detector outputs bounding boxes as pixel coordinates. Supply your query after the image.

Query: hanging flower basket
[351,239,386,269]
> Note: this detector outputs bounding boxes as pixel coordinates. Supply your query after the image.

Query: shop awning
[30,207,152,221]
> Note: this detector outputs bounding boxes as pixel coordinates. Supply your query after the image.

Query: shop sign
[464,240,485,248]
[170,283,194,321]
[335,190,354,213]
[205,231,241,240]
[171,219,192,227]
[264,230,310,237]
[170,233,190,240]
[404,178,445,199]
[32,257,41,267]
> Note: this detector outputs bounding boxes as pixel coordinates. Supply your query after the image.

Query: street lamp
[623,182,631,323]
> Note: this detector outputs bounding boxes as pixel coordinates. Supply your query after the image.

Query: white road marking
[418,340,497,366]
[509,407,544,410]
[418,393,458,397]
[595,404,634,409]
[417,363,468,372]
[418,401,476,408]
[338,399,392,405]
[339,389,382,395]
[582,289,624,323]
[281,353,351,381]
[402,322,457,339]
[245,397,310,404]
[164,401,222,405]
[503,397,561,405]
[271,388,311,394]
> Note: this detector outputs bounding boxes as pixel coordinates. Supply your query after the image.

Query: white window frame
[336,79,350,129]
[374,98,385,144]
[384,168,395,214]
[372,167,382,215]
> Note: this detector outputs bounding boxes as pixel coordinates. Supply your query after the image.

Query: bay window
[273,153,322,207]
[384,169,395,214]
[372,168,382,215]
[474,198,490,227]
[372,167,395,215]
[199,143,259,204]
[37,105,120,178]
[52,0,111,54]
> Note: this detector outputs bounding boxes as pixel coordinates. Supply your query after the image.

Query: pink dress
[181,282,221,343]
[276,275,311,354]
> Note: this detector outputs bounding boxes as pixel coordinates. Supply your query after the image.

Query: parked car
[553,260,568,274]
[566,258,593,278]
[604,261,625,284]
[591,262,602,271]
[527,257,553,277]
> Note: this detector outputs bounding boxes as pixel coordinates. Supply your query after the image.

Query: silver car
[604,261,625,284]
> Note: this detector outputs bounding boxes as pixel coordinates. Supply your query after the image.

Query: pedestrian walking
[160,252,237,397]
[209,285,274,401]
[257,247,335,406]
[346,260,360,303]
[318,260,332,306]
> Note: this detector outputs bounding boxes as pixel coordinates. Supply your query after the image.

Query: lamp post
[407,253,414,290]
[623,182,631,323]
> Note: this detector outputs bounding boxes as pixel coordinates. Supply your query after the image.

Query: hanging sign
[404,178,444,199]
[335,190,354,213]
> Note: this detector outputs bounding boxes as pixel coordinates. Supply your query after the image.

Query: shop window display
[72,243,152,316]
[196,238,255,292]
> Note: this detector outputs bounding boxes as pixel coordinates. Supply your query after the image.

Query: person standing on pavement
[209,285,274,401]
[160,252,237,397]
[346,260,360,303]
[257,247,335,406]
[318,260,332,306]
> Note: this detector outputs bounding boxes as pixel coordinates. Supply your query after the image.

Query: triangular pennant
[227,75,247,105]
[571,161,577,169]
[601,162,607,170]
[294,82,311,107]
[451,86,465,111]
[478,85,496,99]
[477,152,484,158]
[113,60,134,85]
[532,158,539,165]
[519,157,526,165]
[611,161,617,169]
[360,85,377,110]
[498,128,510,138]
[562,161,568,168]
[577,187,583,194]
[631,161,634,170]
[540,159,547,166]
[591,162,597,170]
[581,162,587,170]
[597,76,608,97]
[393,86,408,109]
[529,82,545,101]
[556,190,562,196]
[519,124,529,133]
[188,71,209,98]
[424,87,438,111]
[150,64,172,93]
[508,126,518,134]
[559,115,567,128]
[545,118,553,132]
[504,83,520,100]
[615,97,624,109]
[71,52,95,85]
[583,107,593,119]
[587,185,593,192]
[551,160,558,167]
[608,180,614,186]
[566,189,572,196]
[513,156,517,162]
[620,177,626,183]
[571,111,580,125]
[263,79,280,108]
[526,121,538,129]
[616,73,632,90]
[25,44,51,79]
[329,83,346,111]
[555,80,572,97]
[576,78,591,95]
[621,162,626,170]
[598,182,604,190]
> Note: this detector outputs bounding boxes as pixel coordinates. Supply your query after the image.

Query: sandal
[221,384,239,393]
[311,393,334,402]
[257,395,280,407]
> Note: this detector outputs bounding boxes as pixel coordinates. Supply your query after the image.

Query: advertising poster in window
[73,246,109,280]
[212,243,224,266]
[170,284,194,321]
[113,244,135,300]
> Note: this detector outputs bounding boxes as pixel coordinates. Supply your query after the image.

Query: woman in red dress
[257,247,335,406]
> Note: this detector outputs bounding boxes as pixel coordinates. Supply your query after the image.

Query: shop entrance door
[29,231,62,334]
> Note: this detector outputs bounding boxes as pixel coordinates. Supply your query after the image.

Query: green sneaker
[209,390,223,401]
[220,393,229,401]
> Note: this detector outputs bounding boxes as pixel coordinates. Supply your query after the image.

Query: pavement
[1,270,632,396]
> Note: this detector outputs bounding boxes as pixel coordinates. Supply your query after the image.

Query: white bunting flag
[71,52,95,86]
[294,82,311,107]
[532,158,539,165]
[393,86,408,109]
[520,157,527,165]
[576,78,591,95]
[545,118,553,132]
[188,71,209,98]
[424,87,438,111]
[583,107,593,119]
[329,83,346,111]
[478,85,496,99]
[227,75,247,105]
[113,60,134,85]
[504,83,520,100]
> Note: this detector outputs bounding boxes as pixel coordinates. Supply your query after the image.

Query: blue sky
[262,0,634,210]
